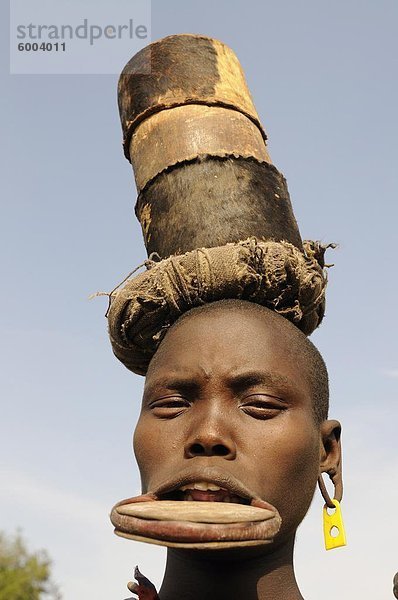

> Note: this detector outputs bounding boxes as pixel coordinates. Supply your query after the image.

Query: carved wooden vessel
[118,34,302,258]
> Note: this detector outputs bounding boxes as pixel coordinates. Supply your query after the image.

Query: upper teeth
[179,482,223,492]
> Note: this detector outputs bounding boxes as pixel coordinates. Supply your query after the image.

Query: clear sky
[1,1,397,598]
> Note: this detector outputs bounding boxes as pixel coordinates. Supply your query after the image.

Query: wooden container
[118,34,266,158]
[136,157,302,258]
[118,34,302,258]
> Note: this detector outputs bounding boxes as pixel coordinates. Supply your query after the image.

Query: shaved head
[138,297,339,549]
[148,299,329,423]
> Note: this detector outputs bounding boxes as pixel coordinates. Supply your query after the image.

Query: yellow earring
[318,474,347,550]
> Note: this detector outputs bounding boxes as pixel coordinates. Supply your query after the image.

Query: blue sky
[1,1,397,598]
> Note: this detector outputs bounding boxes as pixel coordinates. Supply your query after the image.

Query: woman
[106,34,345,599]
[121,299,343,600]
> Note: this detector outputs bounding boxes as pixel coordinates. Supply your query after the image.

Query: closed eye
[149,396,190,419]
[239,395,287,420]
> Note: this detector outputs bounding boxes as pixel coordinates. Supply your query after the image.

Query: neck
[159,538,303,600]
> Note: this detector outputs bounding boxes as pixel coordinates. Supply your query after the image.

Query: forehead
[146,308,310,395]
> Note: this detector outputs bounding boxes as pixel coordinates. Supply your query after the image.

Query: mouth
[151,468,272,508]
[110,470,281,550]
[157,481,251,505]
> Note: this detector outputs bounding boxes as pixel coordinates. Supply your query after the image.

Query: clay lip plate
[110,496,282,550]
[116,500,276,523]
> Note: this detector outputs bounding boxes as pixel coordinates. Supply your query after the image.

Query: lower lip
[111,495,282,550]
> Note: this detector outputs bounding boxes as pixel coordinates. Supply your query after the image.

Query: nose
[184,414,237,460]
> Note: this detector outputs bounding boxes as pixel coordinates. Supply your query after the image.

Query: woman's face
[134,307,337,547]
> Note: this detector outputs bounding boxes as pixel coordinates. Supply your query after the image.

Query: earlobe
[318,420,346,550]
[319,419,343,502]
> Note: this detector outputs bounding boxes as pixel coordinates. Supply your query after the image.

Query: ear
[319,419,343,501]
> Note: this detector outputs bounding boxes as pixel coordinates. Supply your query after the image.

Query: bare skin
[133,304,342,600]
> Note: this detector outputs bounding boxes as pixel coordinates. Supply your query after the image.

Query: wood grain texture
[130,105,271,191]
[135,157,302,258]
[118,34,265,160]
